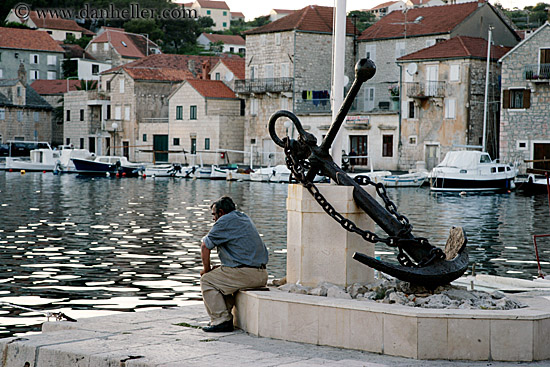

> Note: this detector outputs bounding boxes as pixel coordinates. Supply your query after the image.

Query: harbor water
[0,172,549,337]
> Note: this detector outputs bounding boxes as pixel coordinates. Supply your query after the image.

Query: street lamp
[284,120,292,137]
[111,122,118,156]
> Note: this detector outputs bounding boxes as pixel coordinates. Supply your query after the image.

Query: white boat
[430,150,516,192]
[382,171,428,188]
[250,167,273,182]
[517,173,549,195]
[269,165,291,183]
[5,146,94,172]
[349,170,392,184]
[144,164,198,178]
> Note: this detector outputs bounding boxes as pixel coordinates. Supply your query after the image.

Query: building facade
[499,22,550,174]
[191,0,231,31]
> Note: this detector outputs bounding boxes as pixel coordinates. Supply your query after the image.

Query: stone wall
[0,107,52,143]
[500,25,550,171]
[0,49,63,84]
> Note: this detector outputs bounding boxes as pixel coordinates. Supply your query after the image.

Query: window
[176,106,183,120]
[92,43,97,52]
[517,140,528,150]
[395,42,406,58]
[30,54,39,64]
[30,70,39,80]
[143,134,147,142]
[207,10,211,14]
[47,55,57,65]
[382,135,393,157]
[261,34,266,46]
[215,72,221,80]
[365,45,376,62]
[205,138,210,150]
[106,81,111,91]
[541,48,550,65]
[89,137,96,153]
[80,109,84,121]
[17,87,21,97]
[119,79,125,93]
[92,64,99,75]
[173,138,180,146]
[408,101,416,119]
[450,64,460,82]
[445,98,456,119]
[250,65,257,80]
[115,106,121,120]
[265,64,274,82]
[66,138,71,145]
[223,22,227,27]
[409,135,417,146]
[0,109,4,120]
[0,52,2,62]
[230,47,234,53]
[190,105,197,120]
[281,97,288,110]
[191,138,197,154]
[0,69,2,78]
[503,89,530,109]
[80,138,84,149]
[364,87,375,111]
[104,42,109,51]
[106,105,111,119]
[17,111,23,122]
[66,110,70,121]
[275,33,281,46]
[250,98,258,116]
[281,63,289,77]
[124,106,130,120]
[223,11,227,15]
[47,71,56,80]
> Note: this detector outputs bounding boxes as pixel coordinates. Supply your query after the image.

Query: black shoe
[202,320,234,332]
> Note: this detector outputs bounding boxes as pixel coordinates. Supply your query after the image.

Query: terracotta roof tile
[26,11,94,35]
[0,27,64,52]
[231,12,245,18]
[90,28,160,59]
[102,53,243,81]
[359,2,480,40]
[218,58,245,79]
[202,33,245,45]
[398,36,511,61]
[245,5,356,35]
[272,9,295,14]
[196,0,230,10]
[187,79,236,98]
[30,79,80,95]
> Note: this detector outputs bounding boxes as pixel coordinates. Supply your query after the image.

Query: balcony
[525,64,550,82]
[234,77,293,94]
[405,81,445,98]
[295,98,331,114]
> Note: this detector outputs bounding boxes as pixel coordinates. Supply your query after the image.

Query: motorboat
[5,146,94,172]
[71,156,145,177]
[250,167,273,182]
[349,170,392,184]
[144,163,198,178]
[430,150,516,192]
[269,165,292,183]
[517,173,549,195]
[382,171,428,188]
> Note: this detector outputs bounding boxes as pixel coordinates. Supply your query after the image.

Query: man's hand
[200,265,219,276]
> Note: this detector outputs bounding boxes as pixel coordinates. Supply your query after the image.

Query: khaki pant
[200,266,268,325]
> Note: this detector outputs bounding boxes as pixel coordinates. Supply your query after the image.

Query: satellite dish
[406,63,418,76]
[224,71,234,82]
[343,75,350,87]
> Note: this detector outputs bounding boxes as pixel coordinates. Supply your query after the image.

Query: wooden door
[534,143,550,170]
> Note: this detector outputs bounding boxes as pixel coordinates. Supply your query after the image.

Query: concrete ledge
[234,288,550,361]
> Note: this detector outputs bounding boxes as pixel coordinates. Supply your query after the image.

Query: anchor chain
[283,138,445,268]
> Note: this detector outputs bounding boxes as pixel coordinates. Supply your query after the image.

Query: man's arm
[200,240,211,276]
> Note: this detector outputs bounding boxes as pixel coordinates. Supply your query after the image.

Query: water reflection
[0,173,549,337]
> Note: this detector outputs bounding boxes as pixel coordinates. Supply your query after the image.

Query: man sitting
[200,196,269,332]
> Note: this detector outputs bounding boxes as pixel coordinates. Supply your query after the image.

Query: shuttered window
[505,89,530,109]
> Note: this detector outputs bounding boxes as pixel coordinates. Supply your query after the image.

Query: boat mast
[330,0,346,168]
[482,26,493,154]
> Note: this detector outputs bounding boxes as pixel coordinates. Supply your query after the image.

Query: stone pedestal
[286,184,375,287]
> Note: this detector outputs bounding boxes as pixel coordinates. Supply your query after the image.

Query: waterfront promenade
[2,301,550,367]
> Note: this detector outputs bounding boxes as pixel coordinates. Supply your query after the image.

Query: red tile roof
[0,27,64,52]
[272,9,295,14]
[103,53,243,81]
[359,2,480,41]
[202,33,245,45]
[231,12,245,18]
[215,58,245,79]
[26,11,94,35]
[245,5,356,35]
[186,79,236,98]
[398,36,511,61]
[196,0,230,10]
[30,79,80,95]
[370,1,400,11]
[90,27,160,59]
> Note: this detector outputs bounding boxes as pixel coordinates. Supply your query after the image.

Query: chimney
[188,59,196,76]
[202,60,211,80]
[18,63,27,84]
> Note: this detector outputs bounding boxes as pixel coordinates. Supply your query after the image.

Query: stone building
[0,27,65,83]
[397,36,510,171]
[209,58,245,91]
[190,0,231,31]
[367,1,406,19]
[4,9,94,41]
[0,67,52,144]
[499,22,550,174]
[239,5,357,167]
[85,27,161,67]
[30,79,80,147]
[92,53,242,162]
[167,79,244,165]
[197,33,245,54]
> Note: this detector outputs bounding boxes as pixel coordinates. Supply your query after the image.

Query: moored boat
[5,146,94,172]
[430,151,516,192]
[71,156,144,177]
[144,163,198,178]
[382,171,428,188]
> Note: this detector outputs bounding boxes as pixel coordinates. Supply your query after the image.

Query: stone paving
[2,303,550,367]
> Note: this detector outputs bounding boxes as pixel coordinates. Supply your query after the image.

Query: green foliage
[64,34,92,49]
[123,19,163,44]
[62,59,78,79]
[1,21,32,29]
[503,2,550,29]
[76,80,98,90]
[348,10,376,34]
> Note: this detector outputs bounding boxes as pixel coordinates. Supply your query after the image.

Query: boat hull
[72,158,143,177]
[430,177,515,192]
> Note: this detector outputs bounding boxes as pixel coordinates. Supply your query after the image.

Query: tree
[348,10,376,34]
[123,19,163,45]
[64,33,92,49]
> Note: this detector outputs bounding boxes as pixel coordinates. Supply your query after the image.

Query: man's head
[211,196,236,221]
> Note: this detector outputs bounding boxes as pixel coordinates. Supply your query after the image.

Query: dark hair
[211,196,236,214]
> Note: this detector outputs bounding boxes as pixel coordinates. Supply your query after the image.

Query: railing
[405,81,446,98]
[295,99,332,113]
[525,64,550,81]
[234,77,293,94]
